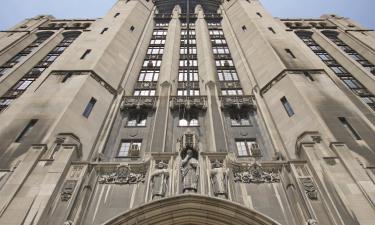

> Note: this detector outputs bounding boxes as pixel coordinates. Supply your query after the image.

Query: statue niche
[210,160,229,199]
[179,131,199,193]
[150,161,169,200]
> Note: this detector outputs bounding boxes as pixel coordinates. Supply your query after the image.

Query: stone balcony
[120,96,158,110]
[169,95,207,110]
[219,95,256,110]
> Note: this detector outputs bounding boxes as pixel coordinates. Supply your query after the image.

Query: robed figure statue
[210,160,228,199]
[151,161,169,200]
[181,149,199,193]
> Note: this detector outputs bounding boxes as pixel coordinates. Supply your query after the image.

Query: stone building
[0,0,374,224]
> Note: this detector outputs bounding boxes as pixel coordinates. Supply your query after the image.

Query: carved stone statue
[63,220,74,225]
[210,160,228,199]
[181,149,199,193]
[306,218,318,225]
[151,161,169,200]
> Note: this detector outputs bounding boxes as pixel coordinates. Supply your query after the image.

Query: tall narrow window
[114,13,120,18]
[80,49,91,60]
[100,28,108,34]
[256,12,262,18]
[285,49,296,59]
[15,119,38,142]
[304,71,314,81]
[338,117,361,140]
[83,97,96,118]
[281,96,294,117]
[268,27,276,34]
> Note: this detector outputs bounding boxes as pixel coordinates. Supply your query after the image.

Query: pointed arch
[102,194,281,225]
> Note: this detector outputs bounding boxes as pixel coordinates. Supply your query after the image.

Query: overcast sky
[0,0,374,30]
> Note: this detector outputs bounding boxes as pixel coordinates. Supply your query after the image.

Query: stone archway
[102,194,281,225]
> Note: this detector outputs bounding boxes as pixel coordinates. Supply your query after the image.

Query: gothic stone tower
[0,0,375,225]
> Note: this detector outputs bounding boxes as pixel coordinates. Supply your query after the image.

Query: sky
[0,0,374,30]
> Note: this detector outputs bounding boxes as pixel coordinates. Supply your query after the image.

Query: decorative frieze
[170,96,207,110]
[300,177,318,200]
[97,164,147,185]
[134,82,157,90]
[233,162,280,183]
[218,81,242,90]
[220,95,255,110]
[121,96,158,110]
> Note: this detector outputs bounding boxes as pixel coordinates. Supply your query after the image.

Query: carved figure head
[212,160,223,168]
[156,161,167,169]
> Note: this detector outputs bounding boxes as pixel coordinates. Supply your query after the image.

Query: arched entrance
[102,194,281,225]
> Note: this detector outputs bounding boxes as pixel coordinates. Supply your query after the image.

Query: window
[130,26,135,32]
[216,60,234,67]
[179,60,198,67]
[114,13,120,18]
[177,89,200,96]
[153,30,167,36]
[209,30,224,36]
[127,111,147,127]
[180,46,197,55]
[281,96,294,117]
[100,28,108,34]
[14,78,34,90]
[179,110,199,127]
[338,117,361,140]
[15,119,38,142]
[235,139,258,157]
[0,68,9,77]
[62,72,73,83]
[221,89,243,96]
[133,89,155,96]
[230,111,251,126]
[147,46,164,55]
[330,66,347,75]
[178,70,198,81]
[268,27,276,34]
[304,72,314,81]
[211,38,226,45]
[83,97,96,118]
[256,12,262,18]
[285,49,296,59]
[118,140,142,157]
[217,69,238,81]
[80,49,91,60]
[138,70,159,82]
[242,25,247,31]
[150,39,165,45]
[143,60,162,68]
[316,52,333,61]
[212,46,230,55]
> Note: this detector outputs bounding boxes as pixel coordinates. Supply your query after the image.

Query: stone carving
[210,160,228,199]
[233,162,280,183]
[181,149,199,193]
[61,180,77,201]
[300,177,318,200]
[306,218,318,225]
[98,165,145,184]
[63,220,74,225]
[151,161,169,200]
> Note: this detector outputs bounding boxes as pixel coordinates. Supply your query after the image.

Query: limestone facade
[0,0,374,225]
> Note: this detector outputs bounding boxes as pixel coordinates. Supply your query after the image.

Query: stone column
[195,5,227,153]
[150,6,181,153]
